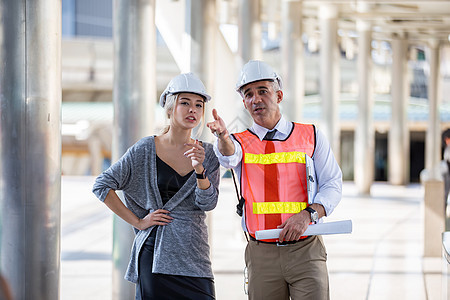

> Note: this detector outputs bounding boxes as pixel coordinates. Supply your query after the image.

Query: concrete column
[184,0,217,247]
[211,9,241,137]
[319,4,340,161]
[88,137,103,176]
[424,180,445,257]
[422,40,445,258]
[281,0,304,123]
[425,40,441,178]
[185,0,217,142]
[238,0,262,64]
[112,1,156,299]
[354,19,374,194]
[388,36,409,185]
[237,0,262,129]
[0,1,61,299]
[185,0,214,77]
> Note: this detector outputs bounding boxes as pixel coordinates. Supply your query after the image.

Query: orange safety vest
[233,123,315,242]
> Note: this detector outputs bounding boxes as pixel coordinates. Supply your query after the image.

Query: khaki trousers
[245,235,329,300]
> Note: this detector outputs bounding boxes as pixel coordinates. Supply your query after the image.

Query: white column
[354,19,374,194]
[388,36,409,185]
[185,0,212,77]
[185,0,217,141]
[425,40,442,178]
[237,0,262,129]
[423,40,445,258]
[319,4,340,161]
[0,0,61,299]
[88,137,103,176]
[238,0,262,64]
[281,0,304,123]
[112,1,156,299]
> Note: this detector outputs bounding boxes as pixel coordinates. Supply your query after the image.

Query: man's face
[241,80,283,129]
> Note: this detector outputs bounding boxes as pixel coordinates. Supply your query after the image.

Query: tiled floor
[61,175,447,300]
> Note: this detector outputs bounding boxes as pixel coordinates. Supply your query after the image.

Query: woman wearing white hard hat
[93,72,219,299]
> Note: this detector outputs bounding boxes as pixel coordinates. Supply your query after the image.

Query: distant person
[207,60,342,299]
[442,129,450,209]
[93,73,220,299]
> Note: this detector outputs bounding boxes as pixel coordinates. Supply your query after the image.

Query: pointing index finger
[212,109,220,121]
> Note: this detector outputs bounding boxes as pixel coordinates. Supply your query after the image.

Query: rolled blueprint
[254,220,352,240]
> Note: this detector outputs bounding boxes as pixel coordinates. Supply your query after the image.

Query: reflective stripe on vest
[245,151,307,165]
[253,201,308,214]
[233,123,315,242]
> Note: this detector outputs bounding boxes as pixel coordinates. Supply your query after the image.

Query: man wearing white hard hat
[207,60,342,299]
[94,72,220,299]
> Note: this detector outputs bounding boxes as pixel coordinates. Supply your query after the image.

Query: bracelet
[196,168,207,179]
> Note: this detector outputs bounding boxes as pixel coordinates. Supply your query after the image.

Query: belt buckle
[276,241,288,247]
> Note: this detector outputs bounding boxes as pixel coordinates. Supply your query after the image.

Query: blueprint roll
[255,220,353,240]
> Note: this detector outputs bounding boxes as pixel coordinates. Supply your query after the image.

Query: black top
[156,155,194,206]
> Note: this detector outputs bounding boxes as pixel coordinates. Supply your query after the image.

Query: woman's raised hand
[184,139,205,170]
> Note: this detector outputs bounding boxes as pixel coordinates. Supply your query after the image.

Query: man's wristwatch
[305,206,318,223]
[196,168,207,179]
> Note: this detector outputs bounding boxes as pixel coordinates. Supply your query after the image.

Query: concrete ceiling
[230,0,450,45]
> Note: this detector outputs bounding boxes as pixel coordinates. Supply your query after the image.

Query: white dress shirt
[213,116,342,218]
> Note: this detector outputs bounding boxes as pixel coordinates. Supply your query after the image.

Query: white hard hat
[159,72,211,107]
[235,60,283,95]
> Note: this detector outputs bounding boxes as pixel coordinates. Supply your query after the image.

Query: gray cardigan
[92,136,220,283]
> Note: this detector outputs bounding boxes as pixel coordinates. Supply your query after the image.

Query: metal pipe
[112,0,156,298]
[0,0,61,299]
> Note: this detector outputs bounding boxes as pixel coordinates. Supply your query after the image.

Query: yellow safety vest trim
[253,202,307,214]
[245,151,307,165]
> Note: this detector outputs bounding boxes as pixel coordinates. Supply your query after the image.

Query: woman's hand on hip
[137,209,173,231]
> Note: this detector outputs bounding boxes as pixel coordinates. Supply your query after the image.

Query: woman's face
[170,92,205,130]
